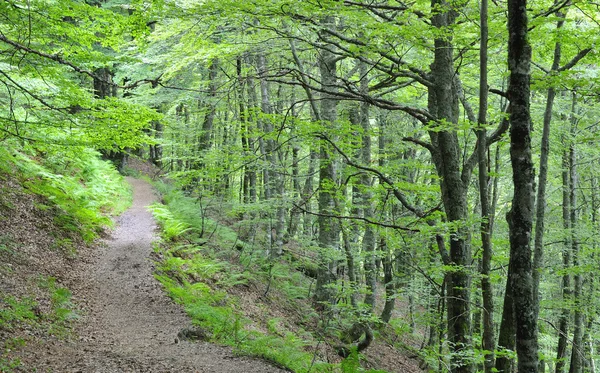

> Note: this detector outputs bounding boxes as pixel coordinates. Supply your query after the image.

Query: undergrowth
[0,277,79,371]
[150,182,389,373]
[2,144,131,242]
[0,140,132,372]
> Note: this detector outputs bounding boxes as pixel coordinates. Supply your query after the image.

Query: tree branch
[292,202,419,232]
[489,88,508,98]
[318,134,438,219]
[559,48,593,72]
[401,136,435,153]
[0,33,162,91]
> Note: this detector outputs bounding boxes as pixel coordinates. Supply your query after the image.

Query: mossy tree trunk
[506,0,538,371]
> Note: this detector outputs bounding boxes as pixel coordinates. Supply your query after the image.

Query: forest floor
[10,177,287,372]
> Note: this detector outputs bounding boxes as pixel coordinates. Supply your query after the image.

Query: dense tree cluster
[3,0,600,372]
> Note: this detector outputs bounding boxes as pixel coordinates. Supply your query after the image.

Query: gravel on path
[21,177,286,373]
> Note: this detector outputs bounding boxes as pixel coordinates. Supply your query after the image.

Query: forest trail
[23,177,286,373]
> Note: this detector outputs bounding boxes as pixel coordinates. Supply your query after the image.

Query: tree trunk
[289,37,320,240]
[429,1,471,371]
[378,118,396,323]
[555,142,572,373]
[94,67,126,171]
[356,60,377,311]
[380,243,396,323]
[149,119,163,167]
[237,57,253,204]
[568,93,582,373]
[495,274,516,373]
[477,1,494,371]
[533,12,565,325]
[288,88,301,238]
[245,61,259,203]
[314,16,339,306]
[257,52,285,257]
[583,318,595,373]
[506,1,538,372]
[585,178,598,373]
[199,57,218,154]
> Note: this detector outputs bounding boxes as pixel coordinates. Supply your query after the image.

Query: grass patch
[39,276,79,337]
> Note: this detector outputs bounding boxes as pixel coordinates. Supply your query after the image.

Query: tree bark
[506,1,538,372]
[257,52,285,257]
[356,60,377,311]
[533,11,565,322]
[495,273,516,373]
[245,60,259,203]
[378,117,396,323]
[429,1,471,371]
[149,119,163,167]
[555,141,572,373]
[585,178,598,373]
[237,57,254,204]
[568,93,582,373]
[199,57,218,154]
[477,1,494,371]
[380,244,396,323]
[314,16,339,306]
[94,67,126,171]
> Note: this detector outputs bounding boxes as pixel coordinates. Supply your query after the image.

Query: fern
[3,145,131,243]
[149,202,195,240]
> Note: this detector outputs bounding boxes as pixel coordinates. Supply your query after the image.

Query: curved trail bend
[29,178,285,373]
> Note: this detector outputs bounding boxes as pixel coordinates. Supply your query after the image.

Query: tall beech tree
[477,1,495,371]
[427,1,473,370]
[506,0,538,371]
[314,15,341,306]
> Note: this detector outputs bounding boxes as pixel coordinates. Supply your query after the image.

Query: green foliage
[151,185,344,372]
[0,296,38,331]
[0,277,79,370]
[1,144,131,243]
[157,275,238,342]
[0,0,160,151]
[236,333,332,373]
[0,141,128,368]
[151,185,250,256]
[0,236,16,257]
[94,1,600,370]
[149,203,195,240]
[0,342,23,373]
[51,237,77,258]
[39,276,79,336]
[340,348,361,373]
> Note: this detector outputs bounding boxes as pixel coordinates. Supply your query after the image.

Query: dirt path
[23,178,286,372]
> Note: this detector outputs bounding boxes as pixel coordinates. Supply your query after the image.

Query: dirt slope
[18,177,286,372]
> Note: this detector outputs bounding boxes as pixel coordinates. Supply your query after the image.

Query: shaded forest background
[2,0,600,372]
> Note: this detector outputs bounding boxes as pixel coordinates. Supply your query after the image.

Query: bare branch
[292,202,419,232]
[402,136,435,153]
[489,88,508,98]
[559,48,593,72]
[318,133,438,219]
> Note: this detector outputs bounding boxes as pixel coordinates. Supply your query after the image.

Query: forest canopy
[2,0,600,372]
